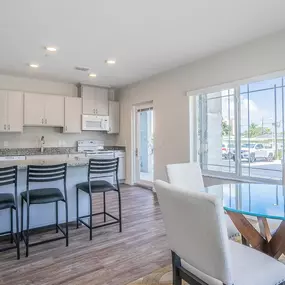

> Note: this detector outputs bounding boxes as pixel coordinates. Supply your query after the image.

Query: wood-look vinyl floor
[0,186,170,285]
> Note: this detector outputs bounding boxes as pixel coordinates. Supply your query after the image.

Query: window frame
[189,81,285,185]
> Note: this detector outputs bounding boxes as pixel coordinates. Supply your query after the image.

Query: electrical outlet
[4,141,8,148]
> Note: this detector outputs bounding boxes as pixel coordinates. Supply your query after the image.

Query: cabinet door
[82,86,96,114]
[94,88,109,115]
[44,95,64,126]
[7,91,23,132]
[108,101,119,134]
[118,156,125,180]
[64,97,82,133]
[24,93,45,126]
[0,91,7,131]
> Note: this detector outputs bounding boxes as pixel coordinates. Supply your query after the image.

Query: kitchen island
[0,157,91,233]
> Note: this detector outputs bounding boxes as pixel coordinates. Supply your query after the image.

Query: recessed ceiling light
[29,63,39,68]
[105,59,116,65]
[89,73,97,77]
[46,46,57,52]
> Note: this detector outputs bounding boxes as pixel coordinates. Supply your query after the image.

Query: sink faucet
[40,136,45,154]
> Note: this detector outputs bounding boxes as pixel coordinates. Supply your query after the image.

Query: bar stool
[21,163,68,257]
[0,166,20,259]
[76,158,122,240]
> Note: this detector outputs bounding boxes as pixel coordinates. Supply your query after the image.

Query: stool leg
[20,197,24,241]
[15,206,20,260]
[55,202,58,233]
[89,194,93,241]
[103,192,106,223]
[118,191,122,232]
[76,188,79,229]
[26,203,30,257]
[10,208,13,243]
[65,201,69,247]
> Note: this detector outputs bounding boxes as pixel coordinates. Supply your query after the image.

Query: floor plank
[0,186,170,285]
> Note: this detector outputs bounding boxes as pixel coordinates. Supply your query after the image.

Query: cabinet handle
[8,125,10,130]
[65,126,67,131]
[45,119,47,124]
[4,124,6,130]
[42,118,44,124]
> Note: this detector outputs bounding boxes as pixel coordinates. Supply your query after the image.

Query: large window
[194,76,285,182]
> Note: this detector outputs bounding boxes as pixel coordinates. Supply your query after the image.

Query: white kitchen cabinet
[81,85,109,116]
[64,97,82,133]
[108,101,120,134]
[45,95,64,126]
[115,151,125,181]
[0,90,23,132]
[24,93,64,127]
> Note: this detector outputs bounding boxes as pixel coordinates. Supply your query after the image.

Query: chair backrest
[88,158,119,181]
[166,162,204,191]
[27,163,67,190]
[0,166,17,187]
[154,180,233,285]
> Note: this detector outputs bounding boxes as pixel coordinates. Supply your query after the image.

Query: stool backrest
[0,166,17,187]
[88,158,119,181]
[27,163,67,197]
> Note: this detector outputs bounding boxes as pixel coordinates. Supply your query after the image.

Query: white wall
[0,74,117,148]
[117,29,285,184]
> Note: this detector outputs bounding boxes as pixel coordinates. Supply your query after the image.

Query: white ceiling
[1,0,285,88]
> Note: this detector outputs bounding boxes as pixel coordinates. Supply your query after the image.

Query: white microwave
[82,115,110,131]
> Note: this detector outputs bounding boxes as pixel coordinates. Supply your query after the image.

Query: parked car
[232,143,274,162]
[222,143,235,159]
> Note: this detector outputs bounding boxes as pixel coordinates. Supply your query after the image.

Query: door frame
[131,101,154,187]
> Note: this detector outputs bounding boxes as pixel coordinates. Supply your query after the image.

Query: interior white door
[64,97,82,133]
[44,95,64,126]
[24,93,45,126]
[0,90,8,131]
[7,91,23,132]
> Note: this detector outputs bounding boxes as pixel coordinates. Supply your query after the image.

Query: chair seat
[76,180,117,193]
[0,193,15,210]
[21,188,64,204]
[181,240,285,285]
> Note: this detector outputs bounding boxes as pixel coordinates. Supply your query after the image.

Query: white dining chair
[166,162,239,238]
[155,180,285,285]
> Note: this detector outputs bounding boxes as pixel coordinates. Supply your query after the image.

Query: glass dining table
[203,183,285,259]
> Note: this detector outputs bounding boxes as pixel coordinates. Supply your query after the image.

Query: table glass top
[203,183,285,220]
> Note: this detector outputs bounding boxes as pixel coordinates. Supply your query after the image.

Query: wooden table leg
[268,221,285,259]
[257,217,272,242]
[226,211,266,253]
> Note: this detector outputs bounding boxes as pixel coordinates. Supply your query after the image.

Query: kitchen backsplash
[0,127,117,148]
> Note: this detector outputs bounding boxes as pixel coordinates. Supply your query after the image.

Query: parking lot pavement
[220,159,282,180]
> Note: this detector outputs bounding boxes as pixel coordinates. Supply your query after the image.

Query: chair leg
[172,251,182,285]
[20,197,24,241]
[65,201,69,247]
[10,208,13,243]
[15,206,20,260]
[76,188,79,229]
[55,201,58,233]
[89,194,93,241]
[118,191,122,232]
[26,203,30,257]
[103,192,106,223]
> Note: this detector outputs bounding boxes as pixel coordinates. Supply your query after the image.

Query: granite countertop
[0,158,90,170]
[0,146,125,157]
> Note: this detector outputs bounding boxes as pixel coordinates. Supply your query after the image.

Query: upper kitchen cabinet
[24,93,64,127]
[80,85,109,116]
[64,97,82,133]
[0,90,23,132]
[108,101,120,134]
